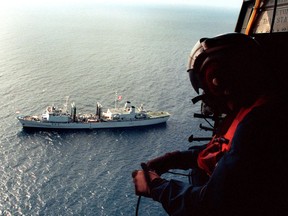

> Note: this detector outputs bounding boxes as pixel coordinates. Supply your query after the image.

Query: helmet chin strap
[192,91,233,116]
[191,94,217,116]
[191,95,205,104]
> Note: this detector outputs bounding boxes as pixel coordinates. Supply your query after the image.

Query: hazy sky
[1,0,243,9]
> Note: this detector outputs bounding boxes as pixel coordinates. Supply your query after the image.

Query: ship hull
[17,116,169,130]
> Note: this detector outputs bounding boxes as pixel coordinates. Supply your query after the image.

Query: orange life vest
[197,98,266,176]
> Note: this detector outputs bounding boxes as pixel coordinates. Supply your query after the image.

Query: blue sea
[0,3,239,215]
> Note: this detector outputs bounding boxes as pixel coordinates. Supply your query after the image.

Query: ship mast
[115,91,117,109]
[63,96,69,113]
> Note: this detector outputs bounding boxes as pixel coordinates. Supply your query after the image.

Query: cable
[203,117,214,128]
[270,0,278,33]
[135,163,151,216]
[245,0,261,35]
[135,168,191,215]
[135,195,141,216]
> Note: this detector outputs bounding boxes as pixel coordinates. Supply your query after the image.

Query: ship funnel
[71,102,76,122]
[131,106,135,114]
[124,101,131,110]
[96,102,102,117]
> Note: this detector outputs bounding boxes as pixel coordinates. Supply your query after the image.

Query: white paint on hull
[17,116,169,129]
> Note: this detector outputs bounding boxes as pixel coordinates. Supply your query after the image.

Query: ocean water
[0,3,239,215]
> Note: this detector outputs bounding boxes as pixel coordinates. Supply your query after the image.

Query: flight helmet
[187,33,270,113]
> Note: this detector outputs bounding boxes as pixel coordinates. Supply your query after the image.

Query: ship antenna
[115,91,117,109]
[115,91,122,109]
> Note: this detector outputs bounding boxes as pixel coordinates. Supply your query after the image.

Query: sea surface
[0,3,239,215]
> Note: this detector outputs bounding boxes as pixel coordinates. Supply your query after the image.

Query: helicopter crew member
[132,33,288,216]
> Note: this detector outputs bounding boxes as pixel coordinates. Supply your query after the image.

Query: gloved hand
[132,170,159,197]
[146,150,199,175]
[146,151,180,175]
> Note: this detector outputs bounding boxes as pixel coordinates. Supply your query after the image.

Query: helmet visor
[187,40,205,94]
